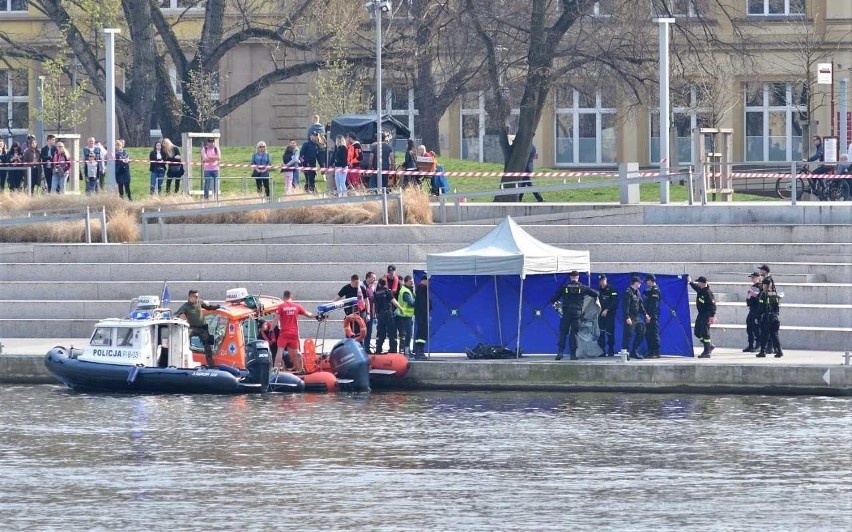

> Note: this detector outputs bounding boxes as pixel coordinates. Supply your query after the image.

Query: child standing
[84,151,100,194]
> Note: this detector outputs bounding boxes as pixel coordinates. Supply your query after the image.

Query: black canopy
[330,114,411,144]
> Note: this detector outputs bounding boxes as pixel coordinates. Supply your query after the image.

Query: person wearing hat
[550,270,598,360]
[743,271,763,352]
[596,274,619,357]
[643,274,661,358]
[756,277,783,358]
[688,275,717,358]
[384,264,401,297]
[621,275,650,360]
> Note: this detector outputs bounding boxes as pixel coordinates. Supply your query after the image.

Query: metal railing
[0,205,108,243]
[140,188,406,241]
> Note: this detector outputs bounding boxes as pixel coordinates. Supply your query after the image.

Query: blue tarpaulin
[428,272,693,356]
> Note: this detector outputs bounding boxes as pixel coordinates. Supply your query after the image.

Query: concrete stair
[1,215,850,351]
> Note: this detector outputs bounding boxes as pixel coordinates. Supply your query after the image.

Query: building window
[743,82,806,162]
[554,85,617,166]
[458,90,521,163]
[159,0,206,10]
[0,69,29,140]
[649,86,713,165]
[386,87,419,148]
[652,0,702,17]
[1,0,27,12]
[746,0,804,16]
[460,92,484,162]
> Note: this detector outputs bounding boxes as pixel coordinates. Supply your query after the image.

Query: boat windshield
[90,327,113,346]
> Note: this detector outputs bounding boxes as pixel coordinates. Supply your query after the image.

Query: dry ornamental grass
[0,187,432,243]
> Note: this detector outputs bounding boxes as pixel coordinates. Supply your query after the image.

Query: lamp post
[366,0,391,190]
[104,28,120,191]
[656,18,675,204]
[36,75,45,145]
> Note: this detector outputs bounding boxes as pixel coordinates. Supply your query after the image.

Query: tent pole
[516,277,524,358]
[494,276,503,345]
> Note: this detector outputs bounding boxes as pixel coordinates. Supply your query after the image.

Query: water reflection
[0,386,848,531]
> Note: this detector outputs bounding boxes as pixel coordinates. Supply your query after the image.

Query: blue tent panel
[428,273,693,356]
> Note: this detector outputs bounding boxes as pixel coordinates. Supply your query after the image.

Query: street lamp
[365,0,391,190]
[36,75,45,145]
[104,28,121,192]
[655,17,675,205]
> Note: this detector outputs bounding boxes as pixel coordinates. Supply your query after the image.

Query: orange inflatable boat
[191,288,370,392]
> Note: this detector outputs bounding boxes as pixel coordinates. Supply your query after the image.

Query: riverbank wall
[5,353,850,396]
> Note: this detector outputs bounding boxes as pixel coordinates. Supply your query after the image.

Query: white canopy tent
[427,216,590,356]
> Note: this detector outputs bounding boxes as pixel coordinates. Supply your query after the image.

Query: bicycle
[775,163,850,201]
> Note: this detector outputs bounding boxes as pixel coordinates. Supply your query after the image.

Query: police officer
[743,271,763,352]
[758,264,776,354]
[688,275,717,358]
[621,276,649,360]
[550,270,598,360]
[413,274,429,360]
[597,274,618,357]
[643,274,661,358]
[757,277,783,358]
[373,277,400,353]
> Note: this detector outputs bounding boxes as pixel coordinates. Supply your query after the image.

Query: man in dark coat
[550,270,598,361]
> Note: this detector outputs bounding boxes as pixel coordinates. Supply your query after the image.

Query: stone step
[715,302,852,330]
[708,282,852,305]
[702,324,852,352]
[0,318,347,339]
[0,280,364,300]
[143,222,852,246]
[2,242,852,265]
[0,298,346,320]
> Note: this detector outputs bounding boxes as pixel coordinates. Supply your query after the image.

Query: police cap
[645,273,656,281]
[631,276,641,284]
[569,270,579,276]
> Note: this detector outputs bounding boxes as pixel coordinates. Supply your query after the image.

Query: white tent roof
[426,217,590,277]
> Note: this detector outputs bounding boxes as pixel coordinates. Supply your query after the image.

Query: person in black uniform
[743,271,763,352]
[550,270,598,360]
[643,274,661,358]
[596,274,618,357]
[621,276,649,360]
[758,264,775,354]
[413,274,429,360]
[756,277,783,358]
[373,277,400,353]
[688,275,717,358]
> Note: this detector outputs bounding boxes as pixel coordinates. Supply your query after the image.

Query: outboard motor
[245,340,271,393]
[328,338,371,392]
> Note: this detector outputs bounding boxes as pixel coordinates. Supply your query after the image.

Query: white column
[104,28,121,191]
[656,18,675,204]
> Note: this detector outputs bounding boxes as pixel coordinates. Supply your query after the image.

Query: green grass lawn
[121,146,773,203]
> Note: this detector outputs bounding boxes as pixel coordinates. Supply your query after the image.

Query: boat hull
[44,347,304,394]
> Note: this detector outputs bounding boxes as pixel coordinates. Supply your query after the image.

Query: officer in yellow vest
[395,275,416,356]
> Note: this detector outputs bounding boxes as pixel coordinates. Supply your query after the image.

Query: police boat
[44,295,305,394]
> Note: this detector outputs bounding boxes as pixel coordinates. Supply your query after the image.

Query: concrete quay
[2,339,850,396]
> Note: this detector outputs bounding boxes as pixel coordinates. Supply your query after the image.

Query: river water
[0,386,849,531]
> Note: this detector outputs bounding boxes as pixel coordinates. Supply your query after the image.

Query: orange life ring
[343,313,367,342]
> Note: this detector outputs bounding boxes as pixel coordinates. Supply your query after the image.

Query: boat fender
[343,314,367,342]
[126,366,141,385]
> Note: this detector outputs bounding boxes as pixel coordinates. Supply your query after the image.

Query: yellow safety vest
[396,285,414,318]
